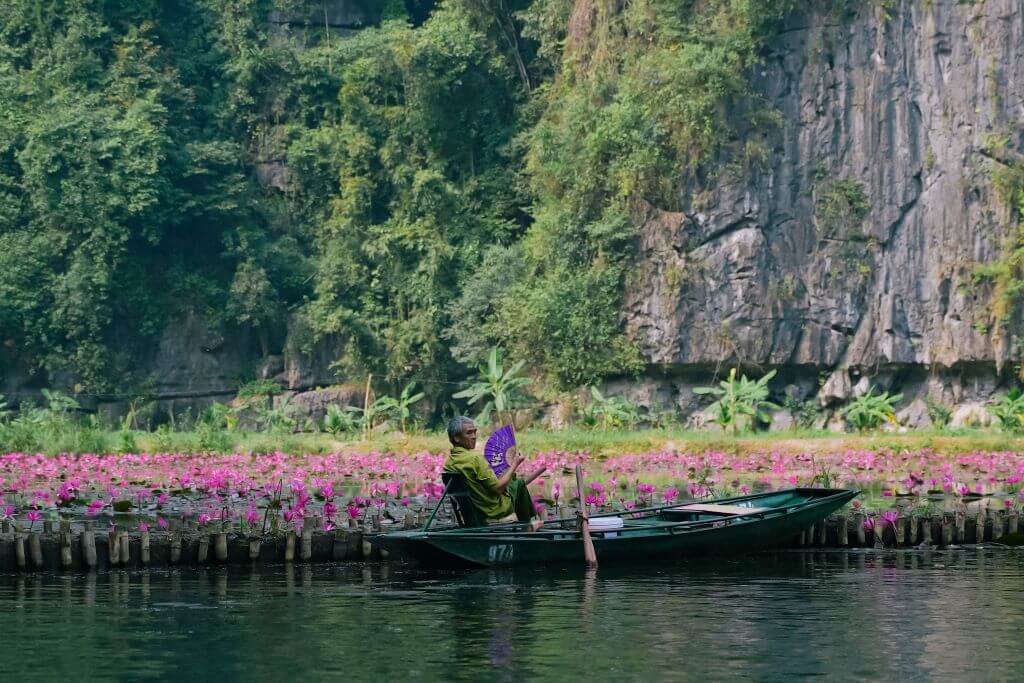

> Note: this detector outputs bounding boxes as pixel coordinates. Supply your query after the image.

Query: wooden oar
[575,464,598,567]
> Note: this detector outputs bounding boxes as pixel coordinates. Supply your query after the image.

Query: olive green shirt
[443,446,513,519]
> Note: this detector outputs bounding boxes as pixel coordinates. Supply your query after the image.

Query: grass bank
[6,425,1023,457]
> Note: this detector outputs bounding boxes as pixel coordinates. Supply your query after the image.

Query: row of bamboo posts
[0,507,1019,572]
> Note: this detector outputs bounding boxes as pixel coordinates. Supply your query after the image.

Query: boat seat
[441,472,487,528]
[673,503,771,515]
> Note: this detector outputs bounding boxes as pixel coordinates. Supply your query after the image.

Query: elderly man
[444,416,546,526]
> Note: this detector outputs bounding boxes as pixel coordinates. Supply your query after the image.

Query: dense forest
[0,0,797,399]
[3,0,1023,427]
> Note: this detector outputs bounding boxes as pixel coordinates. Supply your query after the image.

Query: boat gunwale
[399,488,859,542]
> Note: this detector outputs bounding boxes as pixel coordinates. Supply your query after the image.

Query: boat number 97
[488,544,514,563]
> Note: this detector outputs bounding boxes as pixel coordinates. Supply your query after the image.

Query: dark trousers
[507,479,536,522]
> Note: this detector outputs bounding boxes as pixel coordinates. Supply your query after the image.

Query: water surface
[2,550,1023,681]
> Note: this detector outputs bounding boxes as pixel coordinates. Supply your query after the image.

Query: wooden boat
[375,487,859,568]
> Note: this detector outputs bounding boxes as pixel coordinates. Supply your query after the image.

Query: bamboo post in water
[854,512,865,546]
[1008,511,1019,536]
[300,520,312,561]
[976,508,987,543]
[248,536,261,561]
[992,510,1004,541]
[82,521,97,569]
[285,531,296,563]
[331,529,348,561]
[28,532,43,569]
[14,533,25,570]
[108,527,120,566]
[119,531,130,566]
[908,515,919,545]
[140,529,151,566]
[1,520,10,533]
[361,519,373,559]
[214,523,228,562]
[197,534,209,564]
[60,518,72,570]
[895,516,907,546]
[954,511,965,544]
[941,514,952,547]
[921,516,933,546]
[169,531,182,565]
[837,514,848,546]
[819,518,828,545]
[43,520,54,534]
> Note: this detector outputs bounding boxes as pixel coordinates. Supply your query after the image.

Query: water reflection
[0,551,1023,680]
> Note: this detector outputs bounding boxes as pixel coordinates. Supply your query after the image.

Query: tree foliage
[1,0,798,408]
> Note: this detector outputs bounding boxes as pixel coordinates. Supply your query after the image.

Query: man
[443,416,546,527]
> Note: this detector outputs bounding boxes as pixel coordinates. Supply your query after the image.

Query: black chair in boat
[441,472,487,528]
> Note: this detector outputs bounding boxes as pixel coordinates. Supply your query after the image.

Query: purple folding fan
[483,424,516,477]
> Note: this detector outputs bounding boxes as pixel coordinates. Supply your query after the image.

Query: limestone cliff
[620,0,1024,427]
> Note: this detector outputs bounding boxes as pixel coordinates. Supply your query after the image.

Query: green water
[2,550,1024,681]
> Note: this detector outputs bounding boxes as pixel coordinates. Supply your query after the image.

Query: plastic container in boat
[587,516,624,538]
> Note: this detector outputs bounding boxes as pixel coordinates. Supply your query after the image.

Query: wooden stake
[14,533,25,570]
[108,528,120,566]
[818,518,828,545]
[119,532,130,566]
[908,515,919,545]
[82,521,97,569]
[197,535,209,563]
[28,532,43,568]
[331,529,348,561]
[169,533,181,565]
[214,529,228,562]
[837,514,848,546]
[954,512,965,544]
[60,518,72,570]
[921,516,932,546]
[895,517,907,546]
[992,510,1004,541]
[285,532,296,562]
[975,508,986,543]
[300,520,312,561]
[941,514,952,547]
[854,512,865,546]
[140,531,151,565]
[249,537,261,560]
[1008,511,1019,536]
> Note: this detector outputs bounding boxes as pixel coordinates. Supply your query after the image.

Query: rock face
[623,0,1024,421]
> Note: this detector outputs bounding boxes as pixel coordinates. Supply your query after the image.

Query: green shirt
[443,446,513,519]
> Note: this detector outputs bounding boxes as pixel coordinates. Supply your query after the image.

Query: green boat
[375,487,859,568]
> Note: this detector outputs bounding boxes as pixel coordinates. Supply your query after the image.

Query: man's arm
[492,454,524,495]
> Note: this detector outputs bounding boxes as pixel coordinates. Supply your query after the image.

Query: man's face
[453,420,478,449]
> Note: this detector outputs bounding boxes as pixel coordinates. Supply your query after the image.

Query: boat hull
[376,488,859,568]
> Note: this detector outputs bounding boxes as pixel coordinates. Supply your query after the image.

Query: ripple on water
[1,551,1024,680]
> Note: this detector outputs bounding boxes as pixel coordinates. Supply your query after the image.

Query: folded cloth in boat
[674,503,770,515]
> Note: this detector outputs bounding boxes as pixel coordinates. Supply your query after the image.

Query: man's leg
[507,479,536,522]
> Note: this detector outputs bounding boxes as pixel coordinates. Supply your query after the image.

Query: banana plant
[694,368,780,435]
[453,348,531,425]
[374,382,425,432]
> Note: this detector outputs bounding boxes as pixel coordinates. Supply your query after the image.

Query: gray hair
[447,415,474,443]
